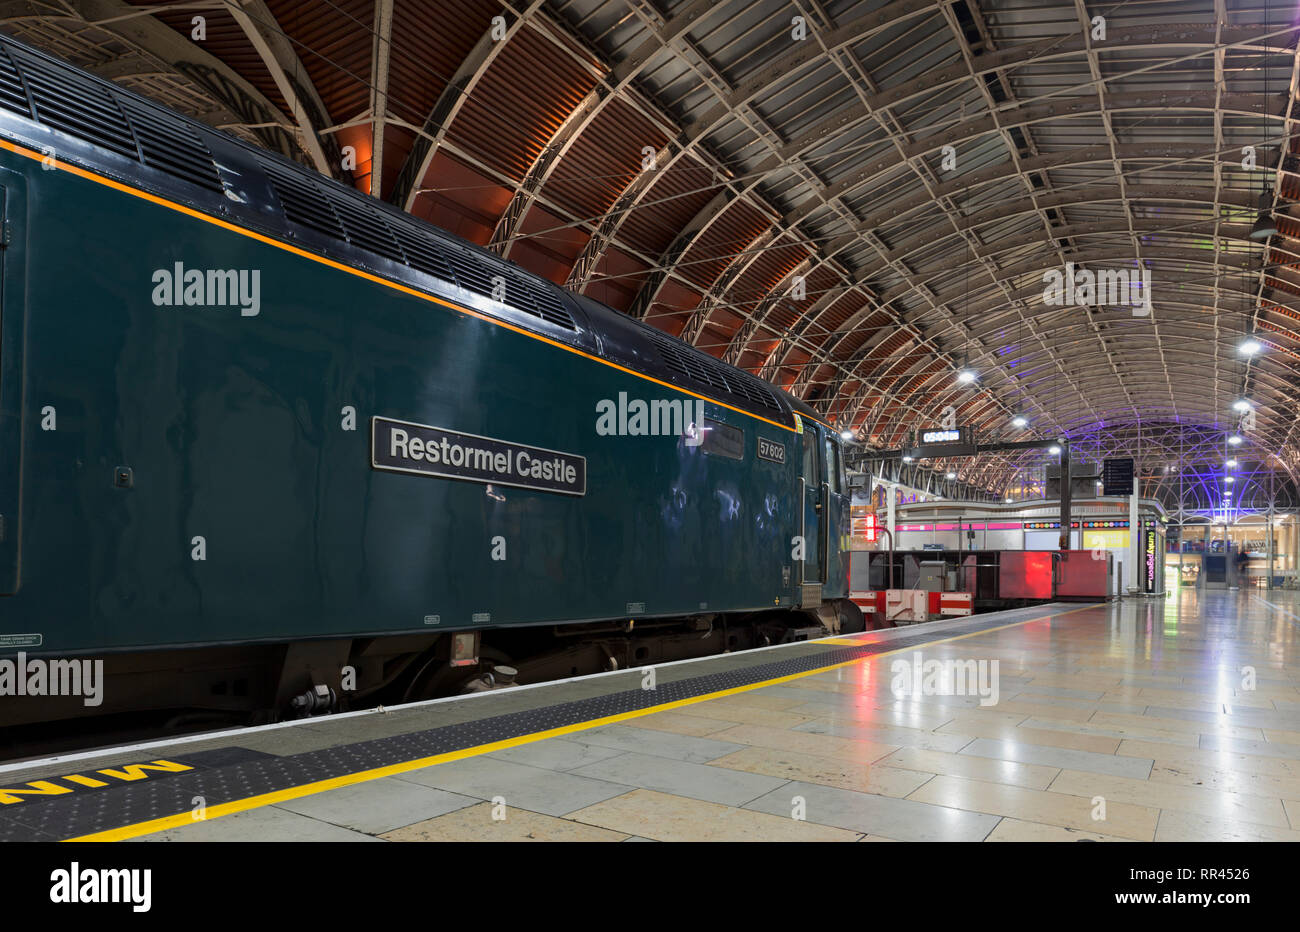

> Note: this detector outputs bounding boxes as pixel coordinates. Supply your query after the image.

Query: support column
[886,482,897,541]
[1057,441,1072,551]
[1267,507,1275,591]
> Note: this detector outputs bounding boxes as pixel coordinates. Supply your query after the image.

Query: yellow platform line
[65,603,1100,842]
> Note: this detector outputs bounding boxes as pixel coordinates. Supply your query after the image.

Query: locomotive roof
[0,31,824,433]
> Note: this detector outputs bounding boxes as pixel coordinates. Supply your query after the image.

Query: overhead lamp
[1005,497,1013,504]
[1011,416,1028,428]
[1225,476,1235,484]
[946,471,957,480]
[1249,195,1278,241]
[1238,338,1263,356]
[840,430,854,441]
[1228,434,1243,446]
[902,455,914,463]
[1226,458,1238,468]
[956,369,977,384]
[1232,399,1252,413]
[1225,491,1233,498]
[1049,445,1061,455]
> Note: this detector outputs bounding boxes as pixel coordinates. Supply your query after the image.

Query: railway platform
[3,589,1299,843]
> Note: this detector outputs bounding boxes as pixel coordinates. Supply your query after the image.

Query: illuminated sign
[1024,522,1081,530]
[921,428,962,443]
[1082,520,1129,528]
[1146,529,1157,591]
[1084,530,1129,550]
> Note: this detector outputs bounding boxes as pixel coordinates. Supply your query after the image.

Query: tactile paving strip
[0,602,1083,840]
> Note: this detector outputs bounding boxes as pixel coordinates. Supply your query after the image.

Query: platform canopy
[12,0,1298,508]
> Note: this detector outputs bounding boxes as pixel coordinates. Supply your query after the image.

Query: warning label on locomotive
[371,417,586,496]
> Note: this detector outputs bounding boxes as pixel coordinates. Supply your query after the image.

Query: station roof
[8,0,1298,502]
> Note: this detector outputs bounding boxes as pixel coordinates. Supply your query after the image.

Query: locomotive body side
[0,141,805,655]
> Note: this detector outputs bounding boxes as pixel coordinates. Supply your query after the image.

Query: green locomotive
[0,35,861,733]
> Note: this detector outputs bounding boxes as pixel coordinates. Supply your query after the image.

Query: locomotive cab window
[701,418,743,459]
[801,429,818,480]
[823,434,842,493]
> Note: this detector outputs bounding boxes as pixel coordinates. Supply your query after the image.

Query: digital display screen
[921,429,961,443]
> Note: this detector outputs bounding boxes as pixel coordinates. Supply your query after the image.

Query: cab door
[821,431,849,598]
[799,424,823,604]
[0,181,19,594]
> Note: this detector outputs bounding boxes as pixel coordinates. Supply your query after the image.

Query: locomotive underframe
[0,601,867,758]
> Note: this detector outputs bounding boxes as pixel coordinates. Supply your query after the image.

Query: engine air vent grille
[390,220,456,283]
[729,372,781,410]
[120,100,222,192]
[443,246,500,299]
[259,159,345,240]
[0,41,225,192]
[655,337,780,412]
[256,155,574,331]
[442,246,575,331]
[525,282,577,330]
[12,49,136,159]
[0,47,30,117]
[326,190,405,264]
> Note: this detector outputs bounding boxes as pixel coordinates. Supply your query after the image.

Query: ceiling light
[840,430,854,441]
[1249,195,1277,241]
[1225,476,1235,484]
[1238,338,1262,355]
[1049,445,1061,455]
[1226,459,1238,468]
[1005,497,1013,504]
[1228,435,1243,446]
[1232,399,1252,412]
[956,369,977,384]
[946,472,957,480]
[902,455,914,463]
[1011,416,1028,428]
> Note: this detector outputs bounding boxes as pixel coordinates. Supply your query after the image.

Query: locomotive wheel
[838,600,867,634]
